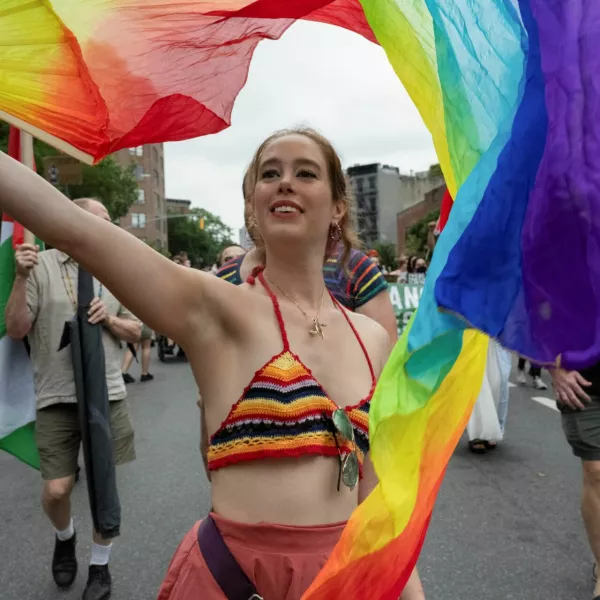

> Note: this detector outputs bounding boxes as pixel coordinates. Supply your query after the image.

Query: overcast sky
[164,21,437,235]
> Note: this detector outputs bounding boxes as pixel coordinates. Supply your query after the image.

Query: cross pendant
[309,320,327,339]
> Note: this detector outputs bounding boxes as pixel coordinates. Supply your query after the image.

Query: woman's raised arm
[0,151,230,347]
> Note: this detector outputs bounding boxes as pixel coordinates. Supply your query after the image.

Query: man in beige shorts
[5,198,141,600]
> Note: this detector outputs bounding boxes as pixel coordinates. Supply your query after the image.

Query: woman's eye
[297,169,317,179]
[261,169,279,179]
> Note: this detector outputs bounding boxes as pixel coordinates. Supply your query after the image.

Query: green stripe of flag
[0,422,39,469]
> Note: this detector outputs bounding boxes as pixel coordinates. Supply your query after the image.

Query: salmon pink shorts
[157,512,346,600]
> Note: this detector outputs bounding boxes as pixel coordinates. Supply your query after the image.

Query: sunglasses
[331,409,359,491]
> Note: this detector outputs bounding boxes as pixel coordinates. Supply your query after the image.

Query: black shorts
[559,396,600,461]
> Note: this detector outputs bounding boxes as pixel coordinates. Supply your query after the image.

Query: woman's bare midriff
[186,283,383,527]
[210,455,359,525]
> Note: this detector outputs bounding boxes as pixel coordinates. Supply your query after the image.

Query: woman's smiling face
[252,134,344,254]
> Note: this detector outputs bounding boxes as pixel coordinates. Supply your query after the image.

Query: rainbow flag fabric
[2,2,599,598]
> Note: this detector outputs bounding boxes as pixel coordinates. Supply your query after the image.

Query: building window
[129,146,144,156]
[136,189,145,204]
[368,176,376,190]
[135,165,144,181]
[355,178,364,193]
[132,213,147,228]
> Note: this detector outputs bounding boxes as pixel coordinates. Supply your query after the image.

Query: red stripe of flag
[435,188,453,236]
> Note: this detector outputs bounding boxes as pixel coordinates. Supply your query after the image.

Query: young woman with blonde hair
[0,128,423,599]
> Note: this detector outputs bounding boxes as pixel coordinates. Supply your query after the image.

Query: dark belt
[197,515,263,600]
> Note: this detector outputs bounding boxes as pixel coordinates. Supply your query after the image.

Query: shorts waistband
[211,512,346,555]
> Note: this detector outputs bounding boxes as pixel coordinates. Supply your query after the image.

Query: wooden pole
[19,132,36,245]
[0,108,93,164]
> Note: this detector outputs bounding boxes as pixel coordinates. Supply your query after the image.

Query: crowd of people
[1,127,599,600]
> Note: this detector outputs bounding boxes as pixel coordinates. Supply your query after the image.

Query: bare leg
[141,338,152,375]
[42,476,75,530]
[582,461,600,596]
[400,567,426,599]
[121,346,137,374]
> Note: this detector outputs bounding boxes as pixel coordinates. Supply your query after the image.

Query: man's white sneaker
[517,371,527,385]
[533,376,548,390]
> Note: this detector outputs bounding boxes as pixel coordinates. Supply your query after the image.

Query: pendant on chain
[309,319,327,339]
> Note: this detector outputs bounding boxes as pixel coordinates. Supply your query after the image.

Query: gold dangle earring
[329,222,342,241]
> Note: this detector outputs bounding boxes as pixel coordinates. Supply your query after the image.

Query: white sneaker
[533,376,548,390]
[517,371,527,385]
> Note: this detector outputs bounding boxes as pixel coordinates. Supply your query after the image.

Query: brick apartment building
[347,163,443,249]
[396,183,446,254]
[115,144,168,250]
[166,198,191,215]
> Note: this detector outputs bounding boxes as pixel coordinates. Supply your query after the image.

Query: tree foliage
[405,209,440,257]
[167,208,235,268]
[373,242,397,271]
[0,122,137,220]
[68,159,138,220]
[428,163,443,178]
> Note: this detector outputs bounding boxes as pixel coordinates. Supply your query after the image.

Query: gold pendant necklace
[265,274,327,339]
[309,318,326,339]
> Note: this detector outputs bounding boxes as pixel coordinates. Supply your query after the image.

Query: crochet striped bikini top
[207,270,376,474]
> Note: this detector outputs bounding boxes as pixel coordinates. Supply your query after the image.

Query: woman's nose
[277,171,294,194]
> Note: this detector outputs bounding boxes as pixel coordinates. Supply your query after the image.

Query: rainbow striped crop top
[207,270,375,474]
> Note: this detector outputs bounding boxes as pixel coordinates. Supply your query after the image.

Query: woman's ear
[333,198,346,221]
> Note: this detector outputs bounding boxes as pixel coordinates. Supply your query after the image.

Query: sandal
[468,440,487,454]
[484,441,498,450]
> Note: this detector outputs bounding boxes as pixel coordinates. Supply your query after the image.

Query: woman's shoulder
[344,309,390,373]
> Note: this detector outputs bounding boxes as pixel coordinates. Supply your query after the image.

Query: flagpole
[19,132,36,246]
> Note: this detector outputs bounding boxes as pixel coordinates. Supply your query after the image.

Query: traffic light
[199,217,205,230]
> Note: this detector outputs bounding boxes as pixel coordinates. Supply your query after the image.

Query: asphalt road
[0,354,593,600]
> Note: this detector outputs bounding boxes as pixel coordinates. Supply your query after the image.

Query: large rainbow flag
[2,1,599,598]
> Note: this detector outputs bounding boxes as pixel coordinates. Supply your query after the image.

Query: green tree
[428,163,443,178]
[0,122,138,220]
[67,159,138,220]
[405,209,440,256]
[167,208,234,268]
[373,242,397,271]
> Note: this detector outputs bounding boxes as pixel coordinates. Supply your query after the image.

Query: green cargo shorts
[35,400,136,480]
[141,324,153,341]
[558,396,600,461]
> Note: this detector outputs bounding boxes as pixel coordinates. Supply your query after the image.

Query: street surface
[0,353,593,600]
